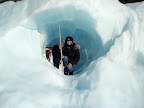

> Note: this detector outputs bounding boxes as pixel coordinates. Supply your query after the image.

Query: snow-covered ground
[0,0,144,108]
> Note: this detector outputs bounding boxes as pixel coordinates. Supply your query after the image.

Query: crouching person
[59,36,80,75]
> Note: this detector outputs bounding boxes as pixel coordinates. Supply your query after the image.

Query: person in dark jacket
[59,36,80,75]
[52,45,61,69]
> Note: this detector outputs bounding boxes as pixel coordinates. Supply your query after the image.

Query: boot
[64,67,69,75]
[69,71,73,75]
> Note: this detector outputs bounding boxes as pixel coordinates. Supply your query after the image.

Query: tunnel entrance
[23,6,104,73]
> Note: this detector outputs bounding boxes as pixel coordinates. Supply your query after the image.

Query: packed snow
[0,0,144,108]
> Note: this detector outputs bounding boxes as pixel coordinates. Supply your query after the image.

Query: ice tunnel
[23,6,124,73]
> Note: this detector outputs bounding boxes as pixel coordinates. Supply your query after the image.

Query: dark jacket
[62,43,80,65]
[52,45,61,59]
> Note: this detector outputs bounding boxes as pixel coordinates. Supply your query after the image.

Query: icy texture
[0,0,144,108]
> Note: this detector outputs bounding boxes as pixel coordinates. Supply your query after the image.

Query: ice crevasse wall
[0,0,144,108]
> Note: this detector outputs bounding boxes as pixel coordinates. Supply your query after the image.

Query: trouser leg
[63,56,75,75]
[69,65,76,75]
[63,56,69,75]
[53,58,60,69]
[63,56,69,67]
[46,55,50,61]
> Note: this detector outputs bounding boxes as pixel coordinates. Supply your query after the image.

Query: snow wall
[0,0,144,108]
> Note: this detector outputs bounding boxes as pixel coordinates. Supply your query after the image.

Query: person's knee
[63,56,68,60]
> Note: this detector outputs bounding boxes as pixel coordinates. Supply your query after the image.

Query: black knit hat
[65,36,73,45]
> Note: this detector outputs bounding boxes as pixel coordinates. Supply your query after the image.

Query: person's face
[67,38,72,45]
